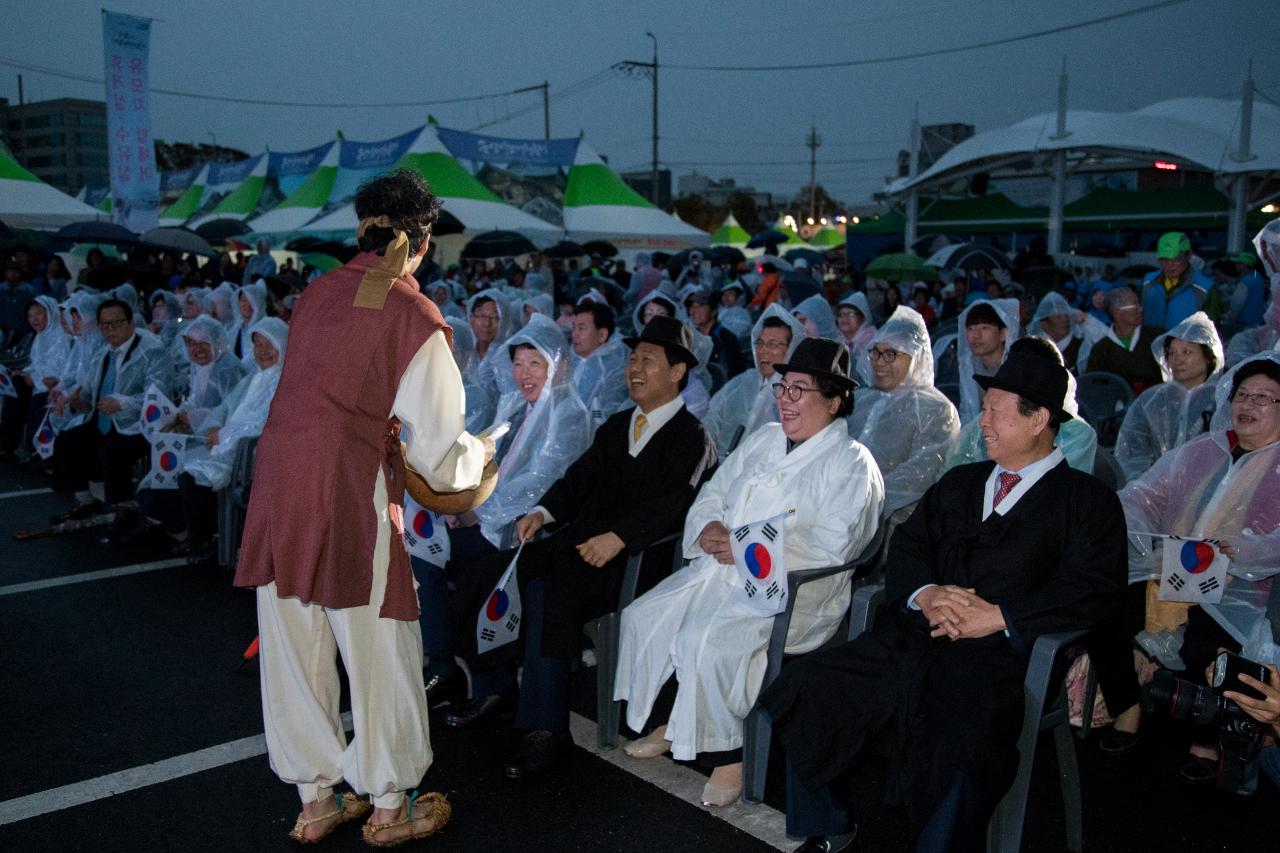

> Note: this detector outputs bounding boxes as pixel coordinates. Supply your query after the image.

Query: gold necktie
[632,413,648,444]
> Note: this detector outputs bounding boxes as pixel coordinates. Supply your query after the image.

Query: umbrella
[227,239,252,252]
[299,252,342,272]
[784,248,826,267]
[910,234,959,257]
[864,252,938,283]
[460,230,538,260]
[53,221,138,245]
[581,239,618,258]
[782,272,819,304]
[0,220,12,240]
[924,242,1010,274]
[83,263,167,292]
[434,209,466,236]
[753,254,794,272]
[544,240,586,259]
[707,245,745,265]
[138,227,217,257]
[194,218,251,242]
[747,229,789,250]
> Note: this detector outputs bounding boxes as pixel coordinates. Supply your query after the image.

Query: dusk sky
[2,0,1275,205]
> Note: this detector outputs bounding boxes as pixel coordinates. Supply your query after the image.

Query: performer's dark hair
[96,297,132,323]
[354,169,441,257]
[578,302,615,337]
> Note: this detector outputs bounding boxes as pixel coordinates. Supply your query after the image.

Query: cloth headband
[354,216,412,310]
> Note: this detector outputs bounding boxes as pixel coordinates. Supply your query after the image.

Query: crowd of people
[2,176,1279,849]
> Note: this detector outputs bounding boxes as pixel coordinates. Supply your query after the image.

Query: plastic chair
[1090,445,1125,491]
[1076,372,1133,447]
[584,531,684,750]
[740,522,889,803]
[847,583,1085,853]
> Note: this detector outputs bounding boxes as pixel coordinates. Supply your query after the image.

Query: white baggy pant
[256,469,430,810]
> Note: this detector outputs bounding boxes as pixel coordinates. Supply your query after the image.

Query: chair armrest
[617,531,683,610]
[1022,630,1088,725]
[848,581,886,641]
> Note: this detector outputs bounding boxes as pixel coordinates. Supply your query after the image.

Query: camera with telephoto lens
[1141,652,1268,791]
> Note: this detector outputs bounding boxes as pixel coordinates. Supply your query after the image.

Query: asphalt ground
[1,456,1276,852]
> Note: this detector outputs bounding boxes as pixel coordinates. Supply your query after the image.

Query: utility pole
[512,81,552,139]
[905,106,920,248]
[15,73,25,168]
[613,33,661,206]
[1228,60,1256,253]
[1047,57,1070,257]
[806,125,822,221]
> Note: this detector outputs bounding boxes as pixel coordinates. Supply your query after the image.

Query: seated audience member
[631,290,713,419]
[703,305,806,459]
[228,281,269,364]
[148,290,183,346]
[758,350,1126,853]
[956,298,1021,423]
[792,294,839,342]
[685,289,748,377]
[444,317,717,782]
[571,301,630,430]
[1114,312,1224,482]
[847,307,960,521]
[836,292,877,382]
[1140,231,1210,331]
[614,338,883,807]
[625,252,663,305]
[1084,286,1165,395]
[1224,272,1279,367]
[3,296,69,457]
[1088,353,1280,783]
[52,292,105,410]
[50,298,173,519]
[109,283,148,333]
[518,292,554,326]
[947,336,1098,474]
[204,282,238,331]
[1027,290,1108,373]
[717,281,754,342]
[462,288,516,433]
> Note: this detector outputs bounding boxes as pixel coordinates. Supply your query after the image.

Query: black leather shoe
[424,668,468,709]
[1098,726,1143,756]
[793,830,857,852]
[443,692,515,728]
[504,729,572,780]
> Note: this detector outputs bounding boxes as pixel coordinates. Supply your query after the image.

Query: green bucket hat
[1156,232,1192,259]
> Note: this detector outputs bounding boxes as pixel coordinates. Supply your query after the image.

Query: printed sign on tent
[140,434,188,490]
[139,383,177,435]
[476,543,524,654]
[730,513,789,616]
[1158,535,1229,604]
[402,491,450,567]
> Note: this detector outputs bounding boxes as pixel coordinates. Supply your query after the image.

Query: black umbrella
[783,247,825,266]
[781,272,819,304]
[53,221,138,245]
[924,242,1010,273]
[460,230,538,260]
[83,263,167,293]
[194,218,251,242]
[746,229,788,250]
[0,220,12,240]
[544,240,586,259]
[664,249,693,276]
[138,227,217,258]
[650,251,672,268]
[707,245,745,265]
[433,209,465,236]
[581,239,618,258]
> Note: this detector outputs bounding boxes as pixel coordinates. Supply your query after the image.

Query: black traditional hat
[772,337,858,392]
[623,315,698,367]
[975,351,1073,422]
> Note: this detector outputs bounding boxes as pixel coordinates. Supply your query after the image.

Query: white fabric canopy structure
[0,147,104,229]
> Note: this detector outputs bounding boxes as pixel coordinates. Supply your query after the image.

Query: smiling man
[759,350,1126,853]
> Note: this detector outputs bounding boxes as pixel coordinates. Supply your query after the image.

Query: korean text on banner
[102,11,160,232]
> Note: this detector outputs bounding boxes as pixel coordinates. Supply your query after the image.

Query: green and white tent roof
[710,213,750,246]
[303,125,561,243]
[247,140,341,234]
[807,225,846,247]
[190,155,269,226]
[158,164,210,226]
[562,140,708,250]
[773,217,809,245]
[0,147,103,229]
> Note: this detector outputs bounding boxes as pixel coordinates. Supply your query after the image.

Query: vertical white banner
[102,11,159,231]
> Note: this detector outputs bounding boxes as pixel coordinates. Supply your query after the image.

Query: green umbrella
[299,252,342,272]
[863,252,937,282]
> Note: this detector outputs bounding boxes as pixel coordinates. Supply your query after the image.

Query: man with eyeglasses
[50,298,173,520]
[1085,285,1165,395]
[702,304,806,459]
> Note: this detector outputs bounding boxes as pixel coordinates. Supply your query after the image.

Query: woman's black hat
[772,337,858,392]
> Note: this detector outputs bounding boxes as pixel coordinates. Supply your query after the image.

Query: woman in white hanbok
[614,337,883,807]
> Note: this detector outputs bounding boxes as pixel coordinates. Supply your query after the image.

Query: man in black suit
[447,316,718,779]
[759,351,1127,853]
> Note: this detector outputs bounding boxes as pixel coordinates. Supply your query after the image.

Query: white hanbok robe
[614,419,883,760]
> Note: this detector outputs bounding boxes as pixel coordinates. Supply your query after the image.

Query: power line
[0,54,550,109]
[663,157,895,167]
[663,1,1191,71]
[467,69,617,132]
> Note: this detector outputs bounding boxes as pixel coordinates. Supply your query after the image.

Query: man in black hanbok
[759,351,1127,853]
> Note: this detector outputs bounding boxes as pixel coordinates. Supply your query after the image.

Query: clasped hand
[916,585,1006,641]
[698,521,735,565]
[577,532,625,568]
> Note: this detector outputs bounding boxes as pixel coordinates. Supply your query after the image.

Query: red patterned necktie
[993,471,1022,508]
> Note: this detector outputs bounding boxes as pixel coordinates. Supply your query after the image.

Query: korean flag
[1158,536,1228,604]
[140,383,177,435]
[402,491,451,568]
[476,543,524,654]
[730,513,789,616]
[0,364,18,398]
[33,411,57,460]
[140,435,188,490]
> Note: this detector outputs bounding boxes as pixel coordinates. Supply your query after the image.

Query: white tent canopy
[0,149,104,230]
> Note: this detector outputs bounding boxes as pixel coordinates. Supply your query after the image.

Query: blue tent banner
[436,128,578,167]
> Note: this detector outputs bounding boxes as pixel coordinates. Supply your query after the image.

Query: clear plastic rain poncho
[462,288,518,433]
[1120,351,1280,661]
[846,306,960,516]
[955,297,1022,423]
[59,290,105,391]
[630,289,713,419]
[23,295,71,387]
[792,295,839,340]
[228,281,269,366]
[573,333,631,430]
[110,283,146,331]
[718,281,754,343]
[149,290,182,345]
[838,291,879,384]
[178,315,249,432]
[185,318,288,491]
[473,314,593,548]
[518,292,555,325]
[204,282,238,329]
[1114,311,1224,482]
[1224,218,1280,367]
[1027,290,1109,374]
[702,303,807,458]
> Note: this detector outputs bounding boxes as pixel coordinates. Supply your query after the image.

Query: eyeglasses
[1231,391,1280,408]
[754,339,789,352]
[868,347,900,363]
[772,381,824,402]
[99,318,130,329]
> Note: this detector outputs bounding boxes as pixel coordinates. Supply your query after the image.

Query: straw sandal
[288,791,372,844]
[362,790,452,848]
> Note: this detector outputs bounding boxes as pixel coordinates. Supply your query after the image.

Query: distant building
[0,97,109,194]
[620,168,673,209]
[676,171,772,208]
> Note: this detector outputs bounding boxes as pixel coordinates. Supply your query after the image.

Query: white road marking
[0,559,189,597]
[0,487,53,499]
